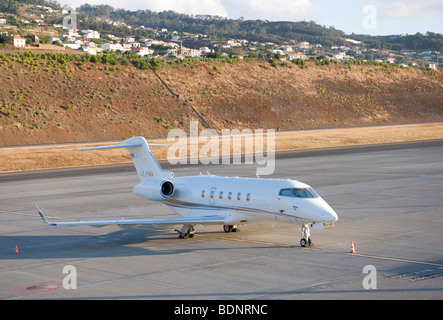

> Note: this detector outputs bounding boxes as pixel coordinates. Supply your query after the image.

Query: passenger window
[219,191,223,199]
[210,190,215,199]
[201,190,205,198]
[228,192,232,200]
[246,193,251,201]
[237,192,241,200]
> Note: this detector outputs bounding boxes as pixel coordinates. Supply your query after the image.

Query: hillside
[77,4,443,51]
[0,53,442,146]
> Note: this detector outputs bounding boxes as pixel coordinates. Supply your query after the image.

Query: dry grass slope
[0,56,442,146]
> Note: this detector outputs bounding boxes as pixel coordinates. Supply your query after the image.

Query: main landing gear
[175,225,195,239]
[176,224,239,238]
[223,225,238,233]
[300,224,312,247]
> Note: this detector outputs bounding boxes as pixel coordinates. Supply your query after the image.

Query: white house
[166,48,178,56]
[101,43,123,52]
[281,46,294,52]
[167,42,179,48]
[199,46,211,53]
[333,52,346,60]
[287,53,308,60]
[132,47,153,56]
[298,41,310,49]
[184,48,201,58]
[61,28,79,42]
[13,35,26,47]
[227,40,240,47]
[63,43,81,50]
[145,39,161,46]
[271,49,285,55]
[82,30,100,39]
[81,42,97,55]
[425,63,437,70]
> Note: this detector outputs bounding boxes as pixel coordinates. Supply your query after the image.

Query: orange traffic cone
[350,242,356,253]
[14,244,19,255]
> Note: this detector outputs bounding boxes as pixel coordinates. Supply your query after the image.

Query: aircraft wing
[35,204,226,228]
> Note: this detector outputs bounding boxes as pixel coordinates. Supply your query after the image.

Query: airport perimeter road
[0,141,442,299]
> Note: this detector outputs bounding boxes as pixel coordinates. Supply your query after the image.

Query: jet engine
[133,179,175,201]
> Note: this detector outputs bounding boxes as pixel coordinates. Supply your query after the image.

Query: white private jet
[35,136,337,247]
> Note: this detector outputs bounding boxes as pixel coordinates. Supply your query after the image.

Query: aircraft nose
[323,208,338,222]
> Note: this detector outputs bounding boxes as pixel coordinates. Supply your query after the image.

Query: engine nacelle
[133,179,175,201]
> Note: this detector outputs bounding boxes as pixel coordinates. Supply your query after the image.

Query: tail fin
[77,136,172,181]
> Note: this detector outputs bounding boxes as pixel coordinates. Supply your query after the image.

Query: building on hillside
[132,47,154,56]
[425,63,437,70]
[166,48,178,56]
[25,35,39,44]
[183,48,201,58]
[63,43,80,50]
[13,35,26,47]
[199,46,211,53]
[81,41,97,55]
[102,43,123,52]
[286,53,308,60]
[82,30,100,39]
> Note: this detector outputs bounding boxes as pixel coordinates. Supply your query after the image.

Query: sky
[60,0,443,36]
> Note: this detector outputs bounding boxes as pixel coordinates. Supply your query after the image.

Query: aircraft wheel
[223,225,233,233]
[300,238,312,247]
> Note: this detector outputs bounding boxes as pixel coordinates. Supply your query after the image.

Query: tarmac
[1,140,442,300]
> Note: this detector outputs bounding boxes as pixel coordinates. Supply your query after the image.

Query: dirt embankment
[1,123,442,173]
[0,58,442,146]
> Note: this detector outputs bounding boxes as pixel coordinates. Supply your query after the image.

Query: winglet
[34,204,57,226]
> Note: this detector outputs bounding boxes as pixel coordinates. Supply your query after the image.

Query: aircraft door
[209,187,216,204]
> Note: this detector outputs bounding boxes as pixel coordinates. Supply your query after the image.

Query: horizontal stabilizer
[75,143,143,151]
[75,136,172,181]
[76,142,167,151]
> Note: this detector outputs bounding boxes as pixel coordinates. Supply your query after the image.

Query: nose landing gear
[300,224,312,247]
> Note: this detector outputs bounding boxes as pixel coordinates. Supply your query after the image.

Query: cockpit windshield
[279,188,319,198]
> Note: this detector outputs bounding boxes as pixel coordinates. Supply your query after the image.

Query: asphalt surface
[1,140,442,300]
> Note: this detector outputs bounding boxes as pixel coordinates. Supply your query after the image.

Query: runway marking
[10,282,64,295]
[338,251,443,268]
[0,210,36,218]
[0,210,75,221]
[301,247,443,268]
[216,236,443,268]
[215,236,294,248]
